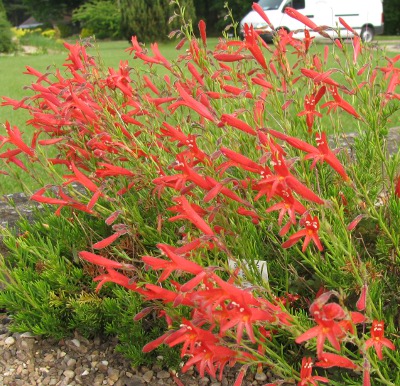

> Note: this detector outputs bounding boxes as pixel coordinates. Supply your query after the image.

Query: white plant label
[228,258,269,284]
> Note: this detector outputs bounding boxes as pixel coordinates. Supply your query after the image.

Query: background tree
[194,0,251,36]
[21,0,85,25]
[3,0,29,26]
[383,0,400,35]
[120,0,196,42]
[0,0,15,52]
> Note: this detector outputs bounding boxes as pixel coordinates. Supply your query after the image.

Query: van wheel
[361,26,374,43]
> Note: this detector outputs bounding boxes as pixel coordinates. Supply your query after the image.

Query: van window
[283,0,305,10]
[258,0,283,10]
[292,0,305,9]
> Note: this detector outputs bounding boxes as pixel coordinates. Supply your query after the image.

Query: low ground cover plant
[0,1,399,385]
[0,207,179,368]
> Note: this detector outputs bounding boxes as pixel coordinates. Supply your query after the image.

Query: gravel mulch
[0,314,280,386]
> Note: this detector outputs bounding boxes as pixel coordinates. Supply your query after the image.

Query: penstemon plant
[1,1,399,385]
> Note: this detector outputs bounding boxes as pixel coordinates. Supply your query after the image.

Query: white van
[240,0,384,42]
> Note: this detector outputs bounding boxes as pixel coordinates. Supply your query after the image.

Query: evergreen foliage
[20,0,85,24]
[120,0,196,42]
[3,0,30,26]
[193,0,251,35]
[383,0,400,35]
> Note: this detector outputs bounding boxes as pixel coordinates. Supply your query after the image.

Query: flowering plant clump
[1,1,400,384]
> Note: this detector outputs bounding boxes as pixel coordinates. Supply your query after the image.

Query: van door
[331,0,359,38]
[279,0,308,32]
[313,1,334,38]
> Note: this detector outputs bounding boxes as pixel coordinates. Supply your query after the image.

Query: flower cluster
[1,2,398,385]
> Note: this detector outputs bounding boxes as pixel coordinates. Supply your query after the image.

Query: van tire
[360,26,374,42]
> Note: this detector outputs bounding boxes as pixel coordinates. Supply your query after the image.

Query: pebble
[63,369,75,379]
[255,372,267,381]
[20,332,36,338]
[142,370,154,383]
[67,358,77,368]
[156,370,171,379]
[199,377,210,385]
[44,353,55,362]
[4,336,16,347]
[108,368,120,381]
[97,361,108,373]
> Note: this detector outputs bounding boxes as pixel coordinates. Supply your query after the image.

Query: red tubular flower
[220,146,261,173]
[296,317,343,357]
[257,151,324,204]
[353,36,361,64]
[220,114,256,136]
[65,161,99,193]
[188,62,204,86]
[284,8,317,29]
[198,20,207,46]
[170,82,216,122]
[315,352,358,370]
[183,341,238,380]
[365,320,395,360]
[4,121,35,157]
[363,359,371,386]
[347,214,365,231]
[356,284,368,311]
[295,292,353,356]
[93,267,138,292]
[322,86,360,118]
[304,132,350,181]
[266,188,306,235]
[143,75,160,95]
[213,53,247,62]
[92,232,122,249]
[303,29,315,53]
[298,357,329,386]
[252,2,274,29]
[237,207,261,224]
[142,243,204,282]
[394,175,400,198]
[282,214,323,252]
[297,86,326,132]
[339,17,358,36]
[301,68,340,87]
[243,24,268,70]
[79,251,132,270]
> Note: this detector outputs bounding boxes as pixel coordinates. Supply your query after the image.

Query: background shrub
[120,0,196,42]
[72,0,121,40]
[0,10,15,53]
